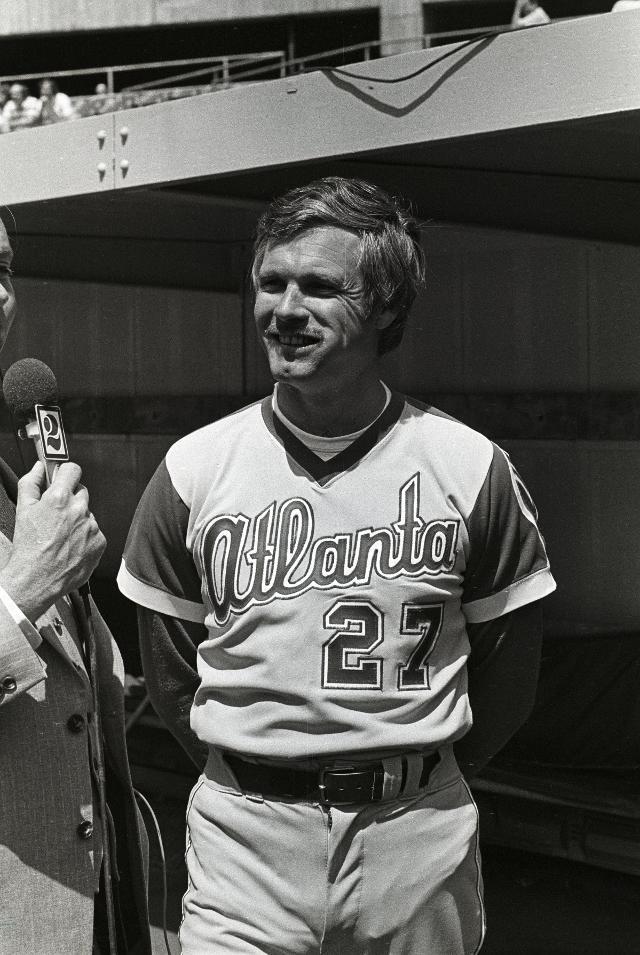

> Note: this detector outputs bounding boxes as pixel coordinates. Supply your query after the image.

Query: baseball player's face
[254,226,380,394]
[0,221,16,353]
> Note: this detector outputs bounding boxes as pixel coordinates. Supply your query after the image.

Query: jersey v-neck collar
[261,390,406,485]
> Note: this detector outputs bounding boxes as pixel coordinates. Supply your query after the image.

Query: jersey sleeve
[117,459,206,623]
[461,444,556,623]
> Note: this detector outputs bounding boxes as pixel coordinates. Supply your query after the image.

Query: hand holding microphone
[0,359,105,622]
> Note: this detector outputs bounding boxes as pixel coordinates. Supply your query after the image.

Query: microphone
[3,358,70,484]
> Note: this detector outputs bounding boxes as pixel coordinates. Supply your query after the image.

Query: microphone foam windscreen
[2,358,59,421]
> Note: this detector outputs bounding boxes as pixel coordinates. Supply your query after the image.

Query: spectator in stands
[38,78,77,124]
[2,83,41,132]
[91,81,117,116]
[511,0,551,26]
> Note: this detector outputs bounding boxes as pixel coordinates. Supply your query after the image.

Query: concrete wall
[379,0,425,53]
[0,0,377,36]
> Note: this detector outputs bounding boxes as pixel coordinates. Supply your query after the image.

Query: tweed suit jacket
[0,457,151,955]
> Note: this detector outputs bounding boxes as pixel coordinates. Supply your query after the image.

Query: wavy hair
[251,177,425,355]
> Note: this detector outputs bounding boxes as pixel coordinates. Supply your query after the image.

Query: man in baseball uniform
[118,177,556,954]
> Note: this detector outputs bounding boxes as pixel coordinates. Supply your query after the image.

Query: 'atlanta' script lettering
[198,473,459,626]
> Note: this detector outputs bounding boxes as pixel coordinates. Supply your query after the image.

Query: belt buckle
[317,766,382,807]
[317,767,332,807]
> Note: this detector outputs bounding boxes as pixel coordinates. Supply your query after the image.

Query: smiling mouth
[269,331,320,348]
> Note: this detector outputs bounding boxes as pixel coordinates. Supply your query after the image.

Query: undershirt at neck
[272,383,391,460]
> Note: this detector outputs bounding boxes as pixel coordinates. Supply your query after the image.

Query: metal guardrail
[0,51,287,94]
[204,25,518,85]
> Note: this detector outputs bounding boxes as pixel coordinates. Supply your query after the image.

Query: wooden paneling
[382,252,465,392]
[12,233,250,293]
[11,191,260,294]
[74,434,176,576]
[588,244,640,390]
[243,273,273,396]
[385,226,594,393]
[3,278,243,396]
[130,286,243,395]
[504,440,640,634]
[4,280,136,396]
[461,242,589,392]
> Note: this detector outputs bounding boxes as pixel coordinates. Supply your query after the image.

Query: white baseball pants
[180,746,485,954]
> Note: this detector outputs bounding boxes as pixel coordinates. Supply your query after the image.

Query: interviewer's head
[0,217,16,352]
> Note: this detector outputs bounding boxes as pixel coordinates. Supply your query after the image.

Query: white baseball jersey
[118,391,555,761]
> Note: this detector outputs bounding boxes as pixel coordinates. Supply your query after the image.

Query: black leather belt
[225,751,440,806]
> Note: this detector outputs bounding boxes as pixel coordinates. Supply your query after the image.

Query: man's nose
[274,284,306,322]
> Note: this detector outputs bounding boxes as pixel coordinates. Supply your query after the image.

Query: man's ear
[374,309,396,330]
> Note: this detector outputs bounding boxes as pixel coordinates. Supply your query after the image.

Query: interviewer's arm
[454,600,543,779]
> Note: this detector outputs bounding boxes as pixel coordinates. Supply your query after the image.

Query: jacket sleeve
[0,600,46,706]
[454,600,543,779]
[138,606,209,771]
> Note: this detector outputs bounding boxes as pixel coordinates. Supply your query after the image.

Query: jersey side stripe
[463,565,556,623]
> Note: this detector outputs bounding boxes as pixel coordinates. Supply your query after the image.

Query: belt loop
[381,756,403,801]
[401,754,423,797]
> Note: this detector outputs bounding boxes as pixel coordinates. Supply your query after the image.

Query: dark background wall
[2,218,638,668]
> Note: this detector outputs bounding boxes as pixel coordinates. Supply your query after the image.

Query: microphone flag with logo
[3,358,70,483]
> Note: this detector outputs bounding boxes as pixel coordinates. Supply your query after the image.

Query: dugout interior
[1,9,639,873]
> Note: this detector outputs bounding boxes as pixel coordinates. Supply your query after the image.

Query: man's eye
[308,284,336,297]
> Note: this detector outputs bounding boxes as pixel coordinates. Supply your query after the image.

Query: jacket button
[1,677,16,692]
[67,713,85,733]
[77,820,93,840]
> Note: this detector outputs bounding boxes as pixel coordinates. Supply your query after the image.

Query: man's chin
[268,358,316,382]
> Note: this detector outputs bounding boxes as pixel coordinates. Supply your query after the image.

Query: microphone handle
[24,418,59,485]
[23,418,92,601]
